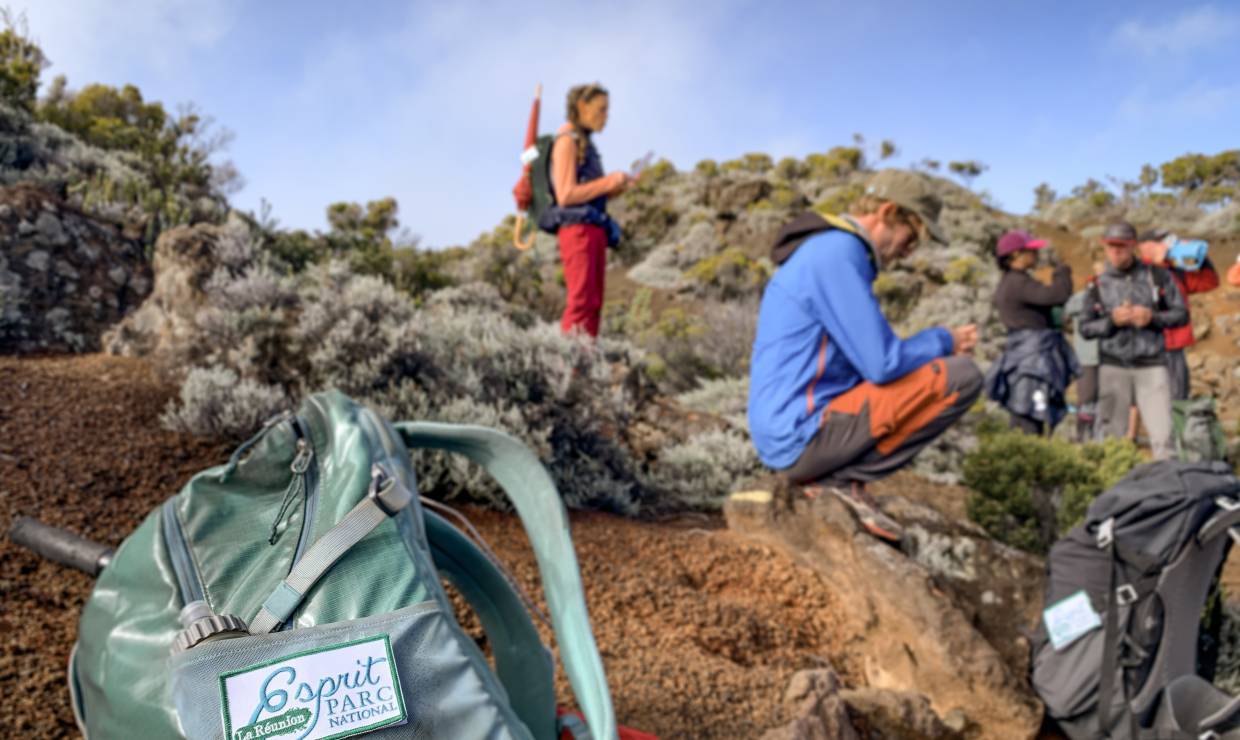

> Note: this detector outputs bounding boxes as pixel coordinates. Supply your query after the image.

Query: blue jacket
[747,218,954,470]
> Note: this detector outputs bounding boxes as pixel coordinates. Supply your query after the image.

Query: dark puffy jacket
[985,328,1080,429]
[1079,261,1187,367]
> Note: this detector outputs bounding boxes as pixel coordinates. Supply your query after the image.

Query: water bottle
[1033,390,1048,416]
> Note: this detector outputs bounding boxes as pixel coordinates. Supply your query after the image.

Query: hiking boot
[827,482,904,543]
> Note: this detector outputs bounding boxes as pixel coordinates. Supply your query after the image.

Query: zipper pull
[268,439,311,545]
[290,438,312,475]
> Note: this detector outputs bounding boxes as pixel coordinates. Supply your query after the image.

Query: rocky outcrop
[102,221,225,361]
[726,487,1044,739]
[0,185,150,354]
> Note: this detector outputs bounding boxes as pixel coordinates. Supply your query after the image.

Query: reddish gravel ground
[0,354,854,739]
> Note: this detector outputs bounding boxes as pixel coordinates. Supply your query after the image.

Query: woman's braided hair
[566,82,608,165]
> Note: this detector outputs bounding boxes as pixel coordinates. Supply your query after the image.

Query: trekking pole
[7,516,113,576]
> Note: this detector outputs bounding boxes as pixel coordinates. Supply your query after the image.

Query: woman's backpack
[1032,461,1240,739]
[69,390,617,739]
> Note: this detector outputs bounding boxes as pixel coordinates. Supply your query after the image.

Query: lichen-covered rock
[0,185,150,354]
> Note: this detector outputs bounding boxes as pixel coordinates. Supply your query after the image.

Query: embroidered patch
[220,635,406,740]
[1043,590,1102,651]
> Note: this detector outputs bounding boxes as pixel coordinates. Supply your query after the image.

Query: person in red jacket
[1138,228,1219,400]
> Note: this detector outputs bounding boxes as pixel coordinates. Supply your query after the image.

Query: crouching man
[1079,222,1188,460]
[747,170,982,542]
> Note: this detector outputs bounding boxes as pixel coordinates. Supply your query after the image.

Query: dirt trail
[0,354,853,738]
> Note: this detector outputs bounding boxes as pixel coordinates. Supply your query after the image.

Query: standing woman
[985,230,1077,435]
[543,83,631,337]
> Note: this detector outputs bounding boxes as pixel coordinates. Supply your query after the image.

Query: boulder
[0,185,150,354]
[102,221,225,360]
[840,687,966,739]
[725,488,1043,739]
[760,668,859,740]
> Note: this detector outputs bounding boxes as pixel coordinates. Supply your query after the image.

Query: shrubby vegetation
[963,431,1145,554]
[144,219,764,512]
[0,11,234,247]
[1036,149,1240,233]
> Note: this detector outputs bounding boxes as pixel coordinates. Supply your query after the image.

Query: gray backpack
[1032,461,1240,739]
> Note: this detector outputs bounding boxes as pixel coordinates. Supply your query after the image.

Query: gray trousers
[782,356,983,485]
[1098,363,1174,460]
[1166,348,1190,401]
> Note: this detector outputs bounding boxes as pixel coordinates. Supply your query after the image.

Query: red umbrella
[512,83,541,250]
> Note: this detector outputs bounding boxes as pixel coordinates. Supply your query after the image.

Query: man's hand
[1130,305,1153,328]
[950,324,978,355]
[1112,305,1133,326]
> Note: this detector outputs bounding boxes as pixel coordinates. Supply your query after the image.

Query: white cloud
[14,0,240,88]
[1113,5,1240,56]
[1117,81,1240,122]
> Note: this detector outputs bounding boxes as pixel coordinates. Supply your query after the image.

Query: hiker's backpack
[69,390,616,740]
[527,134,557,235]
[1032,460,1240,739]
[1173,397,1230,463]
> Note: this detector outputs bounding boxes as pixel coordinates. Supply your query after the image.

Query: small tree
[0,9,46,112]
[1071,178,1115,210]
[879,139,898,160]
[1033,183,1057,212]
[1138,163,1159,194]
[948,160,988,189]
[1160,150,1240,204]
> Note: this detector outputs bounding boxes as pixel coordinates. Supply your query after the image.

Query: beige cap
[864,169,948,244]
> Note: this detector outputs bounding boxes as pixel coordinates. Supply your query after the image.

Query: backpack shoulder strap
[395,422,616,740]
[1147,265,1171,310]
[424,508,557,739]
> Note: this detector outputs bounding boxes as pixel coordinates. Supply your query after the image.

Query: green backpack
[69,390,615,739]
[528,134,557,235]
[1172,396,1230,463]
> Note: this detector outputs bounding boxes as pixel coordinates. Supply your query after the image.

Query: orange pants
[782,356,983,484]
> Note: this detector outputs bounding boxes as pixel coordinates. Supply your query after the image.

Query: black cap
[1138,227,1170,242]
[1102,221,1137,244]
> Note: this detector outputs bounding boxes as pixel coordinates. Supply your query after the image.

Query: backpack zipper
[287,414,319,568]
[161,499,206,607]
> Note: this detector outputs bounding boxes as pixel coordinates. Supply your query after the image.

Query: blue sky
[15,1,1240,247]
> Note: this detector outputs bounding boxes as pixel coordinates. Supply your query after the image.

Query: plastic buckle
[1116,584,1139,606]
[368,463,410,517]
[1216,497,1240,512]
[1199,731,1220,740]
[368,465,397,517]
[1096,518,1115,549]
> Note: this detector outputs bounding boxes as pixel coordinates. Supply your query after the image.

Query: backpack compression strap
[249,465,413,634]
[395,421,617,740]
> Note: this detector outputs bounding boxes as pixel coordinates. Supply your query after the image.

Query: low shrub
[813,182,865,216]
[683,248,772,301]
[963,430,1143,554]
[694,159,719,178]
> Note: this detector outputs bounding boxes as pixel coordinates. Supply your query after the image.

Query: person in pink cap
[985,230,1076,435]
